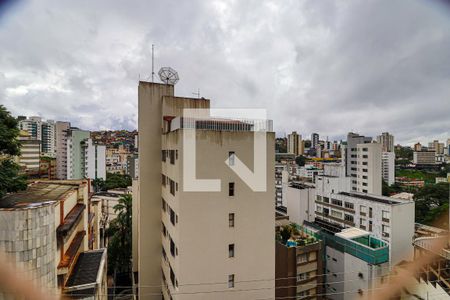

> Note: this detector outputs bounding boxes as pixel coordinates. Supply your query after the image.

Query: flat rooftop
[338,191,407,205]
[0,182,78,209]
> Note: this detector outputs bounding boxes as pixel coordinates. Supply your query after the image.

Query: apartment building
[18,130,41,172]
[287,131,303,156]
[0,180,106,298]
[382,152,395,186]
[297,165,324,183]
[134,81,275,299]
[311,133,319,149]
[376,132,394,152]
[353,143,382,195]
[275,163,287,207]
[345,132,372,182]
[81,138,106,180]
[413,151,436,165]
[56,121,71,179]
[18,116,42,140]
[67,129,106,180]
[126,153,139,179]
[315,191,414,265]
[307,222,390,300]
[285,181,316,225]
[41,120,56,157]
[275,220,324,300]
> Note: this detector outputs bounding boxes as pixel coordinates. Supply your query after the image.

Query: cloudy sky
[1,0,449,145]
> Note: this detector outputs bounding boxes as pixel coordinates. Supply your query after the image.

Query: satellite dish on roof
[158,67,179,85]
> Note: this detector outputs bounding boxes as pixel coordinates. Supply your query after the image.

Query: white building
[18,116,42,140]
[345,132,372,181]
[297,165,323,182]
[285,181,315,225]
[315,191,414,265]
[41,120,56,157]
[354,143,382,195]
[18,131,41,171]
[382,151,395,186]
[81,138,106,180]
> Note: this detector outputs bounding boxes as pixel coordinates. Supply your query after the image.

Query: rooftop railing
[171,117,273,132]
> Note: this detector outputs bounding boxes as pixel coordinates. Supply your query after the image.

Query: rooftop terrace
[0,182,79,209]
[338,191,408,205]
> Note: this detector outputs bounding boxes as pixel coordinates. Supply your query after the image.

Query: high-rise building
[287,131,302,156]
[67,129,106,180]
[414,142,422,152]
[18,130,40,172]
[18,116,42,140]
[81,138,106,180]
[41,120,56,157]
[55,121,71,179]
[381,151,395,186]
[428,140,444,154]
[376,132,394,152]
[345,133,381,194]
[134,82,275,299]
[355,143,382,195]
[311,133,319,149]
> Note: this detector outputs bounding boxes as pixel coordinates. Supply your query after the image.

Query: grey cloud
[0,0,449,145]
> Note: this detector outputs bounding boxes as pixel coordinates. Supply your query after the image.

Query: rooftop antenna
[192,88,200,98]
[151,44,155,82]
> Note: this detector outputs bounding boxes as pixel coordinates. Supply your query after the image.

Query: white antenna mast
[192,88,200,98]
[151,44,155,82]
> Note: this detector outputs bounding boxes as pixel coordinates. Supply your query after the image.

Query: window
[323,197,329,203]
[297,272,310,281]
[297,253,308,263]
[170,180,175,196]
[344,202,354,210]
[170,238,176,257]
[382,225,390,237]
[229,244,235,258]
[162,150,166,162]
[369,220,373,231]
[228,151,235,166]
[162,174,166,186]
[169,150,175,164]
[360,205,367,215]
[331,199,342,206]
[323,208,329,216]
[162,222,167,237]
[228,274,235,288]
[316,195,322,201]
[162,198,166,212]
[170,208,176,226]
[229,182,235,196]
[344,214,354,223]
[362,154,368,158]
[369,207,373,218]
[382,210,390,222]
[362,162,368,165]
[229,213,235,227]
[331,210,343,219]
[362,169,368,173]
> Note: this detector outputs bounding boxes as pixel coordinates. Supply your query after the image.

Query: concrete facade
[56,121,70,179]
[135,81,275,299]
[382,151,395,186]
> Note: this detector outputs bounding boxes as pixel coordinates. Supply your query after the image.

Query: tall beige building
[287,131,303,156]
[376,132,394,152]
[134,82,275,299]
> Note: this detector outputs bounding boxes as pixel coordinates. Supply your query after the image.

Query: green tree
[0,105,27,198]
[295,155,306,167]
[107,194,132,274]
[92,178,105,192]
[414,182,449,229]
[104,173,132,190]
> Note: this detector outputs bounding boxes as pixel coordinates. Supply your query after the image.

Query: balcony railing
[170,117,273,132]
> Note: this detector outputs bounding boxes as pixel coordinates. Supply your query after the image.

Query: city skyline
[1,0,449,145]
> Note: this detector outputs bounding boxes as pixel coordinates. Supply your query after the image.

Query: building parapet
[170,116,273,132]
